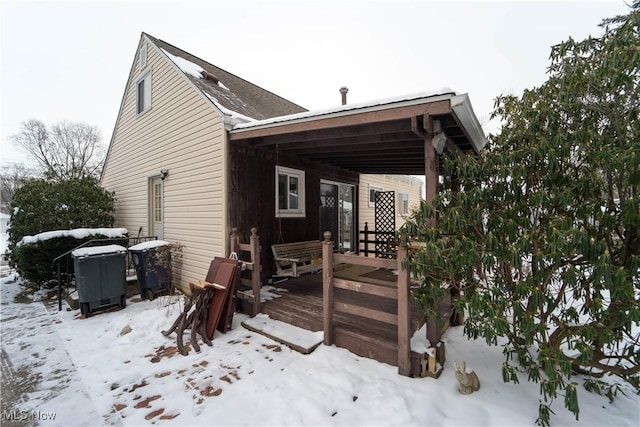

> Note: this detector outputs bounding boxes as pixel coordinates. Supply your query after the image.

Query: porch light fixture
[432,133,447,155]
[160,169,169,180]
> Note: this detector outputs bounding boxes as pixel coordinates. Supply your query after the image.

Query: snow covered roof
[234,89,457,130]
[145,33,306,123]
[107,33,486,190]
[232,90,488,154]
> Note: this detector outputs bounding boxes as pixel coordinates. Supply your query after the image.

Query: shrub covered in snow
[403,5,639,426]
[8,176,118,287]
[12,228,128,288]
[8,176,115,249]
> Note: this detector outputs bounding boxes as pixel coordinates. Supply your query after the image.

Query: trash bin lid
[72,244,127,258]
[128,240,170,251]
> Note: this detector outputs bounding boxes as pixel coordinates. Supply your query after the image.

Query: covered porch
[227,90,486,376]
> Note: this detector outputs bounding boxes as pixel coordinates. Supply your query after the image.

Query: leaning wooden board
[205,259,239,339]
[214,258,239,335]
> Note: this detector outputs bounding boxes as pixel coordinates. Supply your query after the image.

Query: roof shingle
[144,33,307,121]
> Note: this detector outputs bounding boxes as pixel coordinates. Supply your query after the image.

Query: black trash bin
[72,245,127,316]
[128,240,172,300]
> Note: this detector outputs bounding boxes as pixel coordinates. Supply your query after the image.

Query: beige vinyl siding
[101,37,227,293]
[358,174,423,234]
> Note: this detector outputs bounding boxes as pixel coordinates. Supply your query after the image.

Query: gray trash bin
[72,244,127,316]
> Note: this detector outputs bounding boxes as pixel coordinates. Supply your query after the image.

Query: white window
[140,45,147,70]
[369,185,383,207]
[276,166,305,218]
[398,192,409,214]
[136,71,152,115]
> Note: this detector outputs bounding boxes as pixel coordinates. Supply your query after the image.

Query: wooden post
[322,231,334,346]
[425,135,439,229]
[230,227,240,254]
[397,234,411,376]
[426,314,441,348]
[249,227,261,316]
[363,222,369,257]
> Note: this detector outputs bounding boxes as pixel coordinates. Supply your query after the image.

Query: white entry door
[149,176,164,239]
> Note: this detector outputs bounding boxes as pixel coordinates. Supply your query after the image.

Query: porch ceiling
[228,94,486,175]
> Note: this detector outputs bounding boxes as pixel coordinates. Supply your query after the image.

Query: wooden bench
[271,240,323,277]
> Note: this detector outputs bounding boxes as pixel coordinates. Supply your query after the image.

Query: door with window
[150,176,163,239]
[320,181,355,252]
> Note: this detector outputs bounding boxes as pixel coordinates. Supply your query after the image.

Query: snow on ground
[1,273,638,426]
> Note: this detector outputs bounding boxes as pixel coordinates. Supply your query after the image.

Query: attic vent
[140,45,147,70]
[201,70,219,84]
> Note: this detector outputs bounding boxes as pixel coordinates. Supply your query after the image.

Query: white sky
[0,0,631,169]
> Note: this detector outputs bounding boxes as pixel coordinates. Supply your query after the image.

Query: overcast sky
[0,0,631,169]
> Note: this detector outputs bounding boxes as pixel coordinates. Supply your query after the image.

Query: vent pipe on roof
[201,70,219,84]
[339,86,348,105]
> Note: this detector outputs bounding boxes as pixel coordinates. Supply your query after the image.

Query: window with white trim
[398,192,409,214]
[140,45,147,70]
[136,71,152,115]
[368,185,383,207]
[276,166,305,218]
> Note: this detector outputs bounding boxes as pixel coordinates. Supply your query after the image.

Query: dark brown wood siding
[229,143,358,279]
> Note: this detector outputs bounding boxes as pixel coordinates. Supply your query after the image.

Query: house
[359,174,423,230]
[0,212,9,235]
[101,32,486,294]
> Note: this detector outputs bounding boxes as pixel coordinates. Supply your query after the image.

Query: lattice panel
[324,195,337,238]
[374,191,396,258]
[320,186,338,247]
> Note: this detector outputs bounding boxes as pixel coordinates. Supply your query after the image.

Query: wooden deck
[260,266,426,368]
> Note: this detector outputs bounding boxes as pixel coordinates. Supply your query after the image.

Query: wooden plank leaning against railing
[229,227,262,315]
[322,231,412,376]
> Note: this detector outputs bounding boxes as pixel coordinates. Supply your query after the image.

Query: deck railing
[53,235,158,311]
[359,222,397,258]
[323,231,412,376]
[229,227,262,315]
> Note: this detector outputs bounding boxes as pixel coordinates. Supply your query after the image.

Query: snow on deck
[242,313,323,354]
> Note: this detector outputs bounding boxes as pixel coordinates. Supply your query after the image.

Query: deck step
[242,314,324,354]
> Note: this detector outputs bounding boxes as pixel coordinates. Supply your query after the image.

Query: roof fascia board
[229,97,452,141]
[450,94,488,153]
[101,34,146,183]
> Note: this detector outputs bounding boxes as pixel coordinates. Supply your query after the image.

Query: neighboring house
[0,212,9,235]
[0,212,9,261]
[359,174,423,231]
[101,33,486,292]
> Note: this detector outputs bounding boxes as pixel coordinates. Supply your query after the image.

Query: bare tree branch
[9,119,105,180]
[0,163,34,213]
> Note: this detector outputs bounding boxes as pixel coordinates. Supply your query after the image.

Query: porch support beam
[445,136,466,159]
[411,116,424,138]
[282,131,420,153]
[322,231,334,346]
[424,132,439,228]
[241,120,413,147]
[397,235,411,376]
